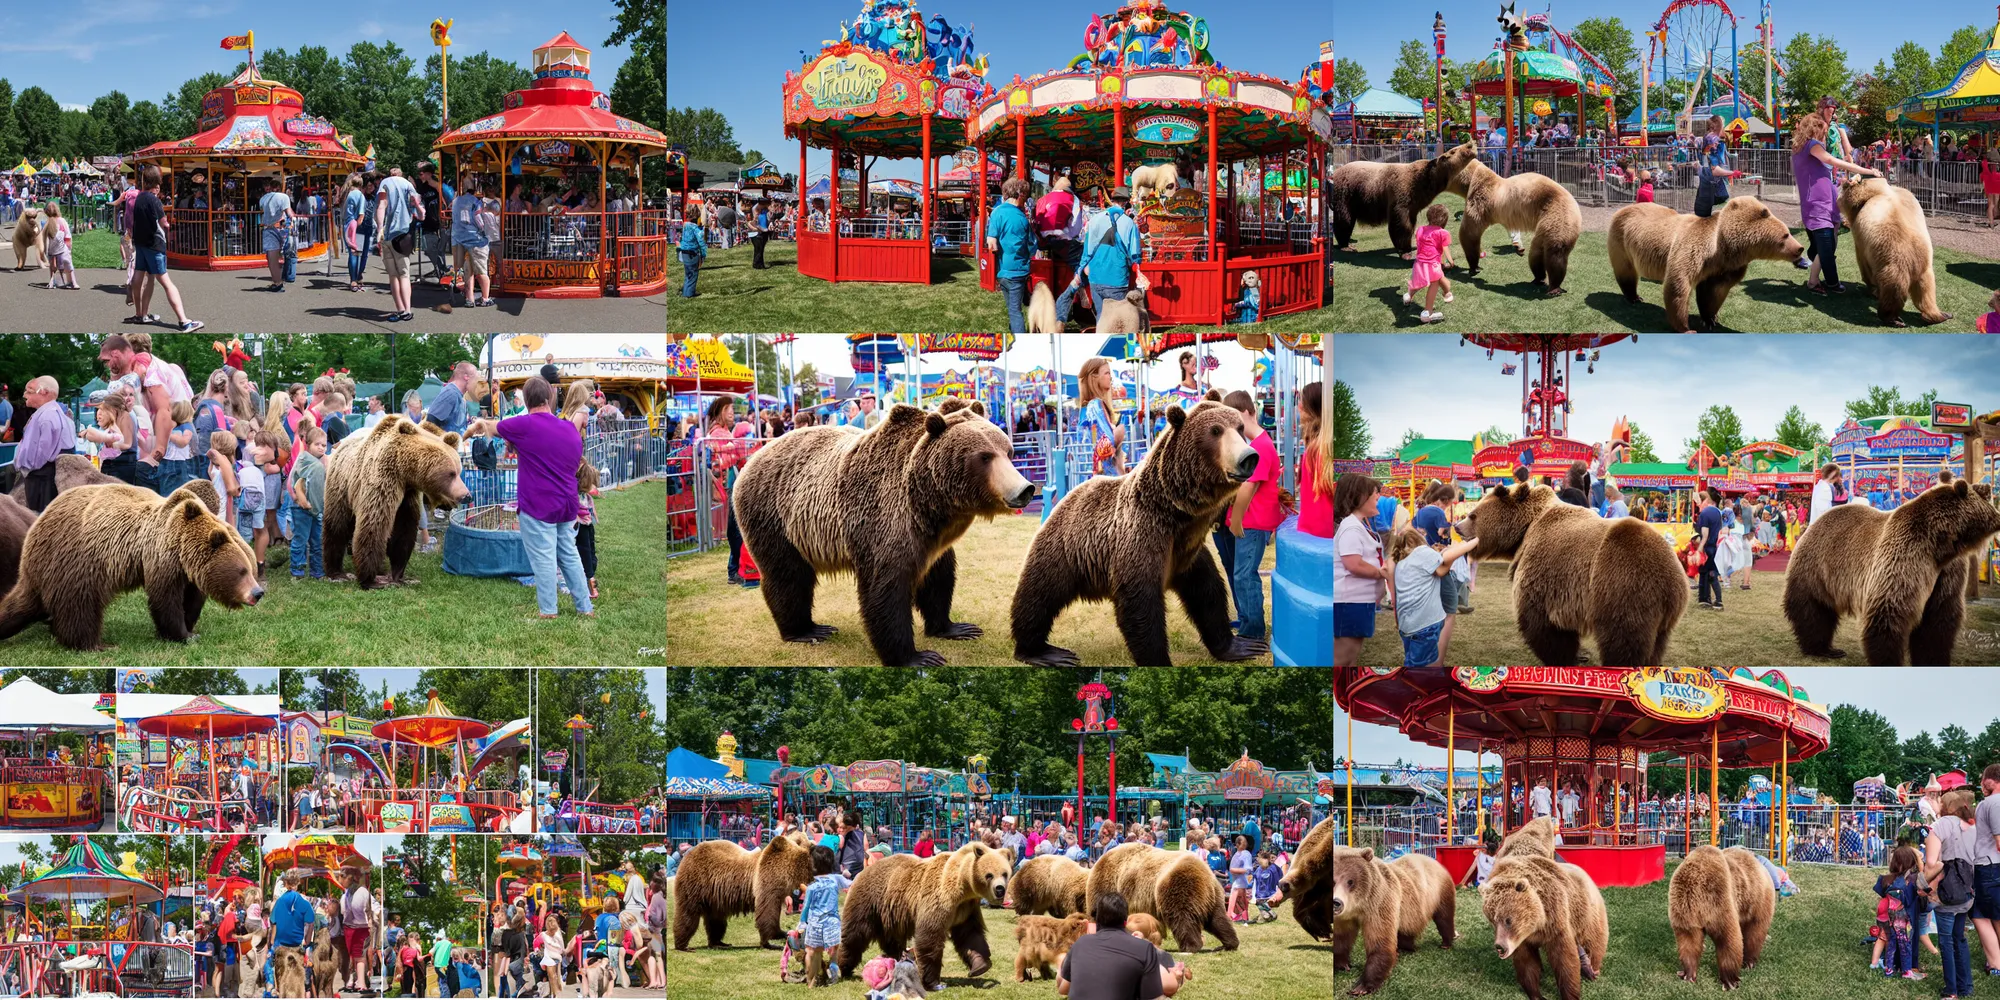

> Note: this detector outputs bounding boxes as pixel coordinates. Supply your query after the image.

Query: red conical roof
[537,31,591,53]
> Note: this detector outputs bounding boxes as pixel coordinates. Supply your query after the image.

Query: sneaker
[1420,310,1442,323]
[1442,292,1455,303]
[180,320,204,333]
[1401,290,1413,305]
[1457,604,1474,614]
[384,312,404,322]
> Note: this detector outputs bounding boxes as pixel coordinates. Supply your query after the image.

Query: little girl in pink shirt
[1402,203,1457,323]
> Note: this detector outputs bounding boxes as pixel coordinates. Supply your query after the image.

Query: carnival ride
[354,691,515,834]
[0,840,190,997]
[1638,0,1764,140]
[432,32,670,298]
[1891,14,2000,148]
[123,696,279,833]
[1337,666,1831,887]
[0,678,113,831]
[1468,8,1607,152]
[783,1,992,285]
[970,2,1332,325]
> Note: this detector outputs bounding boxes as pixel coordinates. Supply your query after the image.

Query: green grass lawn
[70,227,122,270]
[666,510,1274,666]
[665,241,1331,334]
[664,874,1330,1000]
[1,480,664,666]
[1350,563,2000,666]
[1328,225,2000,332]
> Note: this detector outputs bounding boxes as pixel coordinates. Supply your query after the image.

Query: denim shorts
[1439,572,1466,612]
[1333,602,1377,638]
[134,246,167,275]
[1975,863,2000,922]
[800,918,840,949]
[262,228,287,254]
[236,507,264,541]
[1401,619,1444,667]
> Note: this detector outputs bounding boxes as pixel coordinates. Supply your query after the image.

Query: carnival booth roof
[1467,48,1585,98]
[435,32,668,151]
[0,677,114,732]
[782,1,993,158]
[130,64,364,168]
[1893,18,2000,127]
[9,840,165,903]
[135,694,280,739]
[661,775,771,800]
[118,694,280,724]
[1333,88,1426,120]
[667,746,729,780]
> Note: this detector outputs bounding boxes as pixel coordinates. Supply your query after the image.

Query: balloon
[600,693,612,705]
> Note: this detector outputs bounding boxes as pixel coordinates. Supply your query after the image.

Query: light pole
[1434,13,1448,156]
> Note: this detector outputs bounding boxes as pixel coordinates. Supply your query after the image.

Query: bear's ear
[1355,846,1374,861]
[441,432,462,449]
[886,403,925,427]
[179,499,207,523]
[925,412,951,439]
[208,529,233,551]
[1514,880,1529,893]
[1955,478,1970,497]
[395,421,419,437]
[1203,389,1223,403]
[1166,406,1187,431]
[968,401,987,417]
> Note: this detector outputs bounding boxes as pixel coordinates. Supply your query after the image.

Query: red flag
[1318,41,1334,91]
[220,32,253,51]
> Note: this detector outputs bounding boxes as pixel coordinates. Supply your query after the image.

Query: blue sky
[0,1,637,111]
[666,1,1333,182]
[1338,1,1991,93]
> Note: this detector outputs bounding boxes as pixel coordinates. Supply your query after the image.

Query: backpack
[1033,189,1075,233]
[1936,822,1976,906]
[193,399,228,458]
[236,464,263,513]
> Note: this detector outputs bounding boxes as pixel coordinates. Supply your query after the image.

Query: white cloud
[359,20,386,39]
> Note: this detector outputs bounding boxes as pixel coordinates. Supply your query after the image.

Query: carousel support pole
[1113,105,1125,201]
[1504,48,1516,168]
[1344,710,1354,846]
[830,135,841,279]
[1709,724,1720,845]
[1684,753,1692,852]
[1769,755,1779,859]
[1208,104,1220,323]
[599,142,611,289]
[976,138,988,278]
[1014,115,1027,183]
[1475,748,1485,840]
[798,137,808,241]
[1780,734,1790,866]
[1445,704,1455,847]
[922,111,933,270]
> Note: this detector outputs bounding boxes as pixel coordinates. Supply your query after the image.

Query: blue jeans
[1233,527,1272,638]
[1211,523,1238,620]
[680,250,702,297]
[289,507,323,577]
[997,274,1027,333]
[349,227,373,284]
[1938,907,1972,998]
[519,514,594,616]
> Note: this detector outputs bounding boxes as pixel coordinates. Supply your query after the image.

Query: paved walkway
[0,264,663,333]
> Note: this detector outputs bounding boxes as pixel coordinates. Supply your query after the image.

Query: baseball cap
[1110,186,1132,200]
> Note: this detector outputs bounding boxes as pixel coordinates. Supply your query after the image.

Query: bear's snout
[1779,236,1804,261]
[1329,895,1344,914]
[1230,447,1258,482]
[245,584,265,606]
[991,879,1007,901]
[1007,481,1038,508]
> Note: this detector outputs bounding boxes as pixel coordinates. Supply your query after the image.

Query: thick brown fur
[1498,816,1560,859]
[1480,855,1610,1000]
[0,481,257,650]
[323,415,471,589]
[1012,913,1090,981]
[272,944,307,998]
[1086,842,1239,954]
[9,208,41,270]
[1606,198,1804,331]
[670,833,813,950]
[1668,845,1774,988]
[734,398,1036,666]
[0,494,35,596]
[1126,912,1165,948]
[1454,482,1686,665]
[1096,288,1151,334]
[836,841,1013,989]
[1330,142,1480,253]
[308,925,340,997]
[1448,159,1583,294]
[1026,283,1062,333]
[1012,396,1264,666]
[1838,176,1952,326]
[5,453,120,504]
[1783,473,2000,664]
[1008,854,1088,916]
[1326,847,1455,996]
[1278,817,1335,941]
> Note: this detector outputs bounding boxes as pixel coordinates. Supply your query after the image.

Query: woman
[1333,473,1389,667]
[702,395,747,585]
[343,173,371,292]
[1175,350,1203,399]
[1791,111,1881,294]
[1694,115,1745,218]
[1983,149,2000,223]
[1076,356,1124,477]
[1922,787,1978,1000]
[641,874,668,990]
[1809,463,1846,525]
[84,388,137,484]
[677,203,707,298]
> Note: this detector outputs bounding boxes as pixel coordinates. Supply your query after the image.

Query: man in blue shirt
[1055,186,1145,326]
[424,362,476,435]
[983,176,1036,333]
[1696,488,1726,611]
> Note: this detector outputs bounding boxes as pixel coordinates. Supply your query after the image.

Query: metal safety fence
[457,421,666,525]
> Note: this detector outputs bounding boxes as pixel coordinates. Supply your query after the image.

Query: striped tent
[9,839,166,902]
[660,775,769,800]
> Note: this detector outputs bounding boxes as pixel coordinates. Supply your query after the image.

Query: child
[41,203,76,289]
[1223,391,1281,644]
[1872,844,1924,979]
[288,425,327,580]
[578,460,601,601]
[1458,832,1501,888]
[208,430,242,521]
[1635,167,1656,203]
[1976,289,2000,333]
[81,390,134,482]
[538,913,565,998]
[165,400,195,491]
[1389,526,1479,667]
[1250,850,1283,923]
[236,435,269,563]
[1227,269,1260,324]
[1402,203,1456,323]
[799,844,851,986]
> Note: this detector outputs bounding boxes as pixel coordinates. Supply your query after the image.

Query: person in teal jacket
[678,204,708,297]
[983,177,1036,333]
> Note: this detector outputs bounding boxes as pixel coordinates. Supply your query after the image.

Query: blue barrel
[1272,515,1333,666]
[441,508,533,578]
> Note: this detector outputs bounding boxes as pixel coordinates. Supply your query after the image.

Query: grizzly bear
[1454,482,1686,665]
[1839,176,1952,327]
[1012,913,1089,981]
[1277,816,1335,941]
[734,399,1036,666]
[1331,142,1480,254]
[0,494,34,597]
[1012,396,1265,667]
[1480,854,1610,1000]
[1783,473,2000,665]
[0,481,259,650]
[1008,855,1088,917]
[9,208,41,271]
[1086,842,1238,953]
[1447,159,1582,295]
[322,415,472,590]
[1606,198,1804,331]
[837,841,1012,989]
[670,834,813,950]
[3,454,120,505]
[1497,816,1559,860]
[1326,847,1455,996]
[1668,845,1774,988]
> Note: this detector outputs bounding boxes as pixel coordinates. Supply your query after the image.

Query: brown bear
[669,834,813,950]
[1277,816,1335,941]
[1839,176,1953,327]
[1783,473,2000,665]
[1326,847,1455,996]
[734,398,1036,666]
[1011,395,1265,666]
[0,494,35,597]
[1447,160,1583,295]
[9,208,41,271]
[1454,482,1686,665]
[1012,913,1089,981]
[1330,142,1480,254]
[1606,198,1804,331]
[1497,816,1559,859]
[1008,854,1088,917]
[1668,845,1774,988]
[0,481,259,650]
[322,415,473,590]
[3,454,120,505]
[1086,842,1238,953]
[1480,854,1610,1000]
[837,841,1013,989]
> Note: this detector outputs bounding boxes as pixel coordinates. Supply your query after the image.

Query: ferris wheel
[1646,0,1742,125]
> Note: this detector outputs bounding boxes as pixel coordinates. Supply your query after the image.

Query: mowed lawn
[666,512,1274,667]
[663,874,1331,1000]
[0,481,665,666]
[1349,563,2000,667]
[1327,225,2000,333]
[665,240,1331,334]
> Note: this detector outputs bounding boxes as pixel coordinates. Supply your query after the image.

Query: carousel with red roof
[1458,335,1632,488]
[433,31,672,298]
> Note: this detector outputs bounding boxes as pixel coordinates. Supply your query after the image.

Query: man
[125,165,203,332]
[1558,783,1581,828]
[374,166,424,322]
[449,174,492,307]
[362,396,388,430]
[414,163,454,283]
[1530,778,1553,820]
[714,198,738,250]
[0,384,14,433]
[1000,817,1027,866]
[15,377,74,512]
[1973,763,2000,976]
[101,334,193,495]
[855,392,882,430]
[1056,893,1182,1000]
[750,198,772,269]
[1056,186,1147,326]
[425,362,477,435]
[1696,488,1726,610]
[984,176,1036,333]
[268,869,315,984]
[1034,174,1084,284]
[257,176,297,292]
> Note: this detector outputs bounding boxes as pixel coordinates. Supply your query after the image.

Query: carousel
[0,839,188,997]
[360,690,515,834]
[432,31,671,298]
[123,695,278,833]
[970,1,1331,325]
[126,34,365,271]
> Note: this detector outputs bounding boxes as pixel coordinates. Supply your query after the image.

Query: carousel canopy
[782,1,993,158]
[136,693,280,739]
[1894,19,2000,127]
[662,775,772,800]
[9,840,165,903]
[371,689,492,748]
[129,62,364,169]
[435,31,667,155]
[1467,48,1585,98]
[0,677,113,732]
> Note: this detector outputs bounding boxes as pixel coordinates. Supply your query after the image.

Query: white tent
[0,677,114,731]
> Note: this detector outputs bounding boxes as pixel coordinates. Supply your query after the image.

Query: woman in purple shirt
[1790,109,1880,296]
[469,376,594,618]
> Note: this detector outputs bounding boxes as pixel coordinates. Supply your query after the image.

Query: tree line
[1646,702,2000,801]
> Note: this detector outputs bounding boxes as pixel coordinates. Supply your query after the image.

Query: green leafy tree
[1777,34,1851,123]
[1683,405,1745,462]
[1333,59,1370,104]
[255,47,351,137]
[87,91,131,155]
[300,669,367,714]
[425,51,533,134]
[0,80,19,164]
[794,362,822,408]
[125,100,167,153]
[12,86,62,158]
[342,42,431,172]
[1772,405,1823,451]
[1848,72,1897,146]
[662,107,743,162]
[1626,421,1659,463]
[536,670,666,803]
[1333,381,1370,459]
[1387,40,1441,103]
[1877,43,1934,104]
[1933,25,1989,92]
[1569,18,1641,128]
[1476,424,1516,446]
[1398,428,1427,451]
[5,668,111,693]
[146,667,249,696]
[1900,731,1945,786]
[1937,724,1974,777]
[1844,385,1937,421]
[1969,718,2000,776]
[1790,705,1901,797]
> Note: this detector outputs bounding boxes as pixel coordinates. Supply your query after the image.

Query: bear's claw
[1217,636,1268,661]
[1017,646,1079,668]
[784,624,839,643]
[928,622,983,640]
[905,650,948,667]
